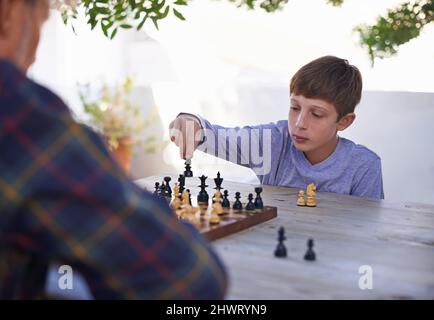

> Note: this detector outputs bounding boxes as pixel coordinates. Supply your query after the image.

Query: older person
[0,0,227,299]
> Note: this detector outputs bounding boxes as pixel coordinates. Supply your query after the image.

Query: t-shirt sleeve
[197,116,286,177]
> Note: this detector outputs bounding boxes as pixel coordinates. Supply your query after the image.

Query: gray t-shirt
[196,117,384,200]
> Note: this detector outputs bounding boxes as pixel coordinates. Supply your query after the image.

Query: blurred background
[30,0,434,204]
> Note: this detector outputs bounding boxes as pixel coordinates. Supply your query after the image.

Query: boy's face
[288,95,355,158]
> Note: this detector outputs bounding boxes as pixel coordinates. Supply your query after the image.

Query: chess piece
[306,183,317,207]
[232,192,243,213]
[181,190,192,211]
[254,187,263,211]
[153,182,165,201]
[178,174,185,195]
[159,181,170,203]
[306,196,316,207]
[214,171,224,191]
[186,189,192,206]
[297,190,306,206]
[163,176,172,198]
[173,183,180,198]
[304,239,316,261]
[213,190,222,205]
[245,193,255,211]
[171,183,181,211]
[274,226,287,258]
[222,190,230,213]
[171,196,182,212]
[184,159,193,177]
[212,172,224,203]
[153,182,160,195]
[212,191,224,215]
[160,180,166,193]
[197,175,209,206]
[209,213,221,225]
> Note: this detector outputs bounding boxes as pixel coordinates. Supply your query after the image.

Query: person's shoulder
[276,119,289,128]
[0,60,70,115]
[254,119,288,131]
[341,137,381,164]
[29,80,71,115]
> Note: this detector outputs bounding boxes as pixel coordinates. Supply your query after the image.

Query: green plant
[79,76,160,152]
[354,1,434,65]
[53,0,434,64]
[52,0,289,38]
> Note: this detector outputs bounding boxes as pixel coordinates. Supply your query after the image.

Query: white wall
[344,91,434,204]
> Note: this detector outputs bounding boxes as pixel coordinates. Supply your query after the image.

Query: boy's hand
[169,114,203,160]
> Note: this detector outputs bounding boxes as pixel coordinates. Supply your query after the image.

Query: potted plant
[79,76,159,174]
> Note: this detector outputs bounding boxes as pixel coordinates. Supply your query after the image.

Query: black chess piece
[214,171,223,191]
[222,190,230,209]
[245,193,255,211]
[274,226,287,258]
[153,182,160,195]
[163,176,172,198]
[254,187,264,211]
[184,160,193,177]
[159,180,166,195]
[159,181,170,203]
[197,175,209,205]
[178,174,185,196]
[186,189,192,206]
[232,192,243,212]
[304,238,316,261]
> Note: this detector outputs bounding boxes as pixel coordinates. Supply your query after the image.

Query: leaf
[137,14,148,30]
[151,17,160,30]
[173,8,185,20]
[110,27,118,39]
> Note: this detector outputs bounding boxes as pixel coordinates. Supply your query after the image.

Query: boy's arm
[350,157,385,200]
[176,113,287,177]
[6,101,227,299]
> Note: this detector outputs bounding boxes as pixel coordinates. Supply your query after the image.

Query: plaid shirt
[0,60,227,299]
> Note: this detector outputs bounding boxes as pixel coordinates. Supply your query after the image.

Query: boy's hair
[290,56,363,120]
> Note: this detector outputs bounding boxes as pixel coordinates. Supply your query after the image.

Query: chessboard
[137,172,278,241]
[182,205,277,241]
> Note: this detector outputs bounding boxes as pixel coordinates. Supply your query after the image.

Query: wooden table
[136,176,434,300]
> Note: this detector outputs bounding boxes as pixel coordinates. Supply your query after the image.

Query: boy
[169,56,384,199]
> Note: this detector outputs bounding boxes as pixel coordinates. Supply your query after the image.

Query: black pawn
[232,192,243,212]
[178,174,185,196]
[153,182,160,195]
[160,180,166,193]
[222,190,230,209]
[254,187,264,210]
[152,182,165,201]
[163,176,172,197]
[184,160,193,177]
[304,239,316,261]
[159,182,169,202]
[245,193,255,211]
[274,227,287,258]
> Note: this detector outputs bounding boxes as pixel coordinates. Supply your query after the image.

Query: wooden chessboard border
[200,206,277,241]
